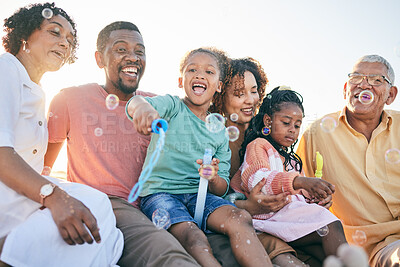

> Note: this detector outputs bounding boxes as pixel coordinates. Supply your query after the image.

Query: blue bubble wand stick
[128,119,168,203]
[194,148,213,228]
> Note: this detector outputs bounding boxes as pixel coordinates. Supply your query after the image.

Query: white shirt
[0,53,47,238]
[0,54,124,266]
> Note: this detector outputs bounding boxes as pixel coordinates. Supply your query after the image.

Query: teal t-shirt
[139,95,231,197]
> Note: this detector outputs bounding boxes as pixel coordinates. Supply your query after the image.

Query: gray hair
[356,55,395,85]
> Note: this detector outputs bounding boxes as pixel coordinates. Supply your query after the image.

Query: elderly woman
[0,3,123,266]
[210,57,327,266]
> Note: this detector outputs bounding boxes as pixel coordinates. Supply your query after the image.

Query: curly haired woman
[0,3,123,266]
[210,57,326,266]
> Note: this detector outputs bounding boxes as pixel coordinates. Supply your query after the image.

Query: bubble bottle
[194,148,214,228]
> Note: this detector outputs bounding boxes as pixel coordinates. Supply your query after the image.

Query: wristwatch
[39,183,56,208]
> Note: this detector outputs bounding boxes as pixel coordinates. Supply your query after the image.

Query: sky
[2,0,400,172]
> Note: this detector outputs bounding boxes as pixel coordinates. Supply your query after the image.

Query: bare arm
[0,147,101,245]
[127,96,159,135]
[44,142,64,168]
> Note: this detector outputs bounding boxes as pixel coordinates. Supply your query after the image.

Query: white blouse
[0,53,48,238]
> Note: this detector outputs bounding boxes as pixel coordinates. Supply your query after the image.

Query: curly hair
[179,47,230,82]
[239,86,304,172]
[97,21,141,53]
[209,57,268,114]
[2,2,78,64]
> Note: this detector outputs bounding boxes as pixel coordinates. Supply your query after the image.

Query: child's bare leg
[288,231,325,262]
[288,220,347,260]
[321,221,347,256]
[169,221,221,267]
[207,206,272,267]
[272,253,308,266]
[296,244,325,264]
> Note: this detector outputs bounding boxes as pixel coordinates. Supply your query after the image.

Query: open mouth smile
[241,107,254,116]
[192,82,207,96]
[121,66,139,78]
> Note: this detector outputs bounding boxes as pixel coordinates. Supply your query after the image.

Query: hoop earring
[262,125,271,136]
[23,41,30,54]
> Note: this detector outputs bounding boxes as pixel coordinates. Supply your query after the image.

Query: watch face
[40,184,54,196]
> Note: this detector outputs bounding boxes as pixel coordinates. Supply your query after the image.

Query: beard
[114,77,139,95]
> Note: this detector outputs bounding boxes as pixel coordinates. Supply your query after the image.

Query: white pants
[0,176,124,267]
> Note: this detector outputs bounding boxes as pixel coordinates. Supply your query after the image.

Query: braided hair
[239,86,304,172]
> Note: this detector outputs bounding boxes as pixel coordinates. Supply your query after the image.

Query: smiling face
[179,52,222,109]
[95,29,145,98]
[223,71,260,125]
[266,102,303,148]
[25,15,75,72]
[344,61,396,117]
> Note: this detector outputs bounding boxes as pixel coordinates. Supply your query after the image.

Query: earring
[23,41,30,53]
[262,125,271,136]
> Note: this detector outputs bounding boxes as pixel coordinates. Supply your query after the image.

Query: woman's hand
[0,147,101,246]
[236,178,290,216]
[45,188,101,245]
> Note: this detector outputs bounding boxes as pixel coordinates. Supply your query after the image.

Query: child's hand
[128,98,160,135]
[305,194,333,209]
[196,158,220,182]
[293,176,335,201]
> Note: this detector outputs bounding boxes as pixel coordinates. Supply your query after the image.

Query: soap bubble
[385,148,400,164]
[152,208,171,230]
[358,90,374,105]
[352,230,367,246]
[205,113,225,133]
[230,113,239,122]
[42,8,53,19]
[199,164,216,180]
[316,225,329,236]
[42,166,52,176]
[106,94,119,110]
[94,127,103,137]
[320,117,337,133]
[226,126,239,142]
[323,255,342,267]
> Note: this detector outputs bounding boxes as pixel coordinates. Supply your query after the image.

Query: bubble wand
[315,151,323,178]
[128,119,168,203]
[194,148,214,228]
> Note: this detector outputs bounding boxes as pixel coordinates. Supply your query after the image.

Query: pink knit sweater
[232,137,301,193]
[231,138,303,219]
[231,138,339,241]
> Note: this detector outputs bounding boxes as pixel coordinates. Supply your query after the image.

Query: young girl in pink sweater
[230,86,350,261]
